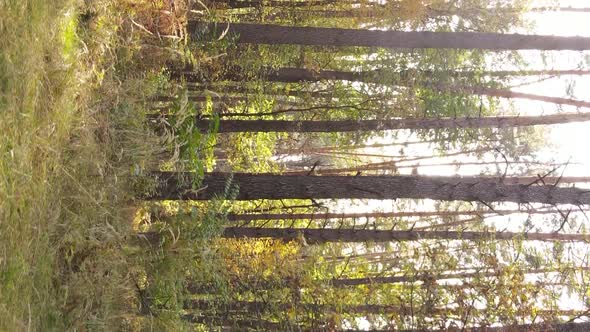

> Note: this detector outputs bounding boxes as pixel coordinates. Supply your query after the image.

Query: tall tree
[177,67,590,84]
[191,22,590,50]
[146,172,590,204]
[220,227,589,244]
[196,113,590,133]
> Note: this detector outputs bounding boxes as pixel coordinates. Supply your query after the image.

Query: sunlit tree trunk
[221,227,589,243]
[190,22,590,50]
[197,113,590,133]
[146,172,590,204]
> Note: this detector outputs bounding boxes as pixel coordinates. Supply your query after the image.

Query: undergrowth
[0,0,308,329]
[0,0,227,330]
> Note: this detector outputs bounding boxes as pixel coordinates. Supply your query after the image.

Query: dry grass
[0,0,177,329]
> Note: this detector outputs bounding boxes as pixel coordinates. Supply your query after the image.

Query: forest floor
[0,0,164,330]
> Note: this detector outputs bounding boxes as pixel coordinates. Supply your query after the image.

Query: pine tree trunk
[221,227,589,243]
[145,172,590,204]
[197,113,590,133]
[190,22,590,50]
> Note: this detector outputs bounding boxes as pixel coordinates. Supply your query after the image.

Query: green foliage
[164,92,220,184]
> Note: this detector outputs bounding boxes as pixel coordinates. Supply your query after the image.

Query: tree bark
[197,113,590,133]
[221,227,589,244]
[190,22,590,50]
[145,172,590,204]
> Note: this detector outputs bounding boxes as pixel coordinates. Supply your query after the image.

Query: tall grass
[0,0,167,329]
[1,0,82,329]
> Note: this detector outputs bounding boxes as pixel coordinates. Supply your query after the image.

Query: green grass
[0,0,161,330]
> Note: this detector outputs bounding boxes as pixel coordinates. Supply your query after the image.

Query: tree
[220,227,590,244]
[191,22,590,50]
[146,172,590,205]
[195,113,590,133]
